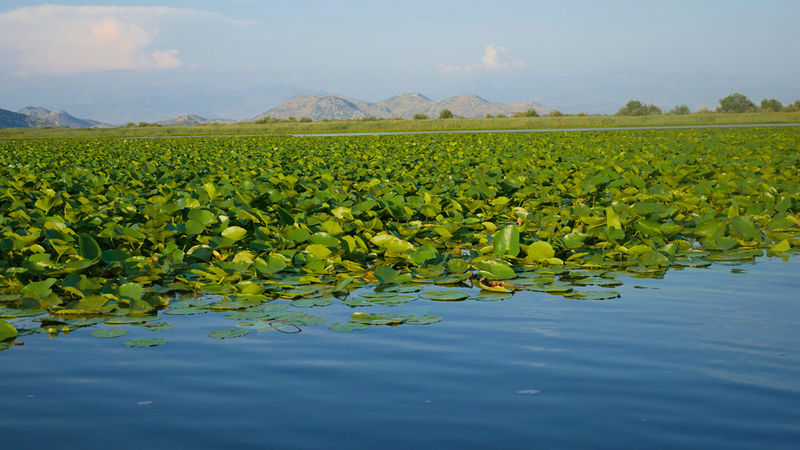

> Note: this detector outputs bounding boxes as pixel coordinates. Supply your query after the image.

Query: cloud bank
[0,5,237,75]
[438,44,526,73]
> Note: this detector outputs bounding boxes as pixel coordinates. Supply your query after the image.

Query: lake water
[2,257,799,449]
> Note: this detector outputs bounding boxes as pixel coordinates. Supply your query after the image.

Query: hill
[256,93,552,121]
[0,108,32,128]
[16,106,104,128]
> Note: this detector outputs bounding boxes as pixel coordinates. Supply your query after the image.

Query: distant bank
[1,111,799,139]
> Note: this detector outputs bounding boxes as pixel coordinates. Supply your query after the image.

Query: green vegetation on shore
[1,111,799,139]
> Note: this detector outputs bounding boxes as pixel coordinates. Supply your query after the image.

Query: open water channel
[2,255,799,448]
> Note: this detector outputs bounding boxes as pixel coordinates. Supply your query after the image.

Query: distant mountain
[0,107,32,128]
[262,94,390,121]
[376,93,437,118]
[157,114,236,126]
[16,106,105,128]
[256,93,552,121]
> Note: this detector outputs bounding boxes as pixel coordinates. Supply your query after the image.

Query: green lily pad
[472,293,513,301]
[123,338,167,348]
[350,312,406,326]
[91,328,129,338]
[421,290,470,301]
[209,328,249,339]
[145,322,174,332]
[328,322,369,332]
[164,307,209,315]
[404,314,443,325]
[292,298,333,308]
[0,319,18,341]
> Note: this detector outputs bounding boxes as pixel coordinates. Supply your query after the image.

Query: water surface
[2,258,799,449]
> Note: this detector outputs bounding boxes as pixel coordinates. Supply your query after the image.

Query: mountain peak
[12,106,104,128]
[258,93,551,120]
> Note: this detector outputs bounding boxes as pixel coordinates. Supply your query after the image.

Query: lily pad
[404,314,443,325]
[0,319,18,341]
[123,338,167,348]
[91,328,129,338]
[209,328,250,339]
[292,298,333,308]
[350,312,406,326]
[328,322,369,332]
[420,290,470,301]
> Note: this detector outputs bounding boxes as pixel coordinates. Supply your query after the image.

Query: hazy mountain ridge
[0,108,32,128]
[158,114,236,126]
[17,106,104,128]
[257,93,552,120]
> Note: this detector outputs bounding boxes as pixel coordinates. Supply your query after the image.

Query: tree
[513,109,539,118]
[438,109,453,119]
[760,98,783,112]
[670,105,691,115]
[413,113,428,120]
[548,110,563,117]
[783,100,800,112]
[616,100,662,116]
[717,92,756,113]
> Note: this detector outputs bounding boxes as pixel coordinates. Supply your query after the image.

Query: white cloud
[438,44,526,74]
[0,5,241,75]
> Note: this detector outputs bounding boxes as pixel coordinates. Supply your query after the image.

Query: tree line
[617,93,800,116]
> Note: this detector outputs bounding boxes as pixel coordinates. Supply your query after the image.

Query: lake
[2,256,798,449]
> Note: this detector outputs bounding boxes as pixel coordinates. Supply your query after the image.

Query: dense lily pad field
[0,128,798,349]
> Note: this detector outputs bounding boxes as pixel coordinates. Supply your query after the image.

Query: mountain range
[157,114,236,126]
[257,93,552,121]
[1,92,553,128]
[0,106,105,129]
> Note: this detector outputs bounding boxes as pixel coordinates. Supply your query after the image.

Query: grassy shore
[2,111,799,139]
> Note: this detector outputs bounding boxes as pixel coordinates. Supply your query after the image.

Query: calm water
[2,258,799,449]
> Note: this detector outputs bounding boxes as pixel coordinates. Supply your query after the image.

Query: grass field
[1,111,799,139]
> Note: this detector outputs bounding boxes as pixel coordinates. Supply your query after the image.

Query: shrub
[783,100,800,112]
[413,113,428,120]
[548,110,563,117]
[299,117,312,122]
[616,100,662,116]
[670,105,691,115]
[438,109,453,119]
[760,99,783,112]
[254,116,277,124]
[717,93,756,113]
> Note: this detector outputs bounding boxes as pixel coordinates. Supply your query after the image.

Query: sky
[1,0,798,123]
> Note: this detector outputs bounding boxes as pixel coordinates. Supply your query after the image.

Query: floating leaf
[404,314,442,325]
[771,239,791,252]
[292,298,333,308]
[328,322,369,332]
[91,328,129,338]
[373,265,412,285]
[123,338,167,347]
[0,319,17,341]
[209,328,249,339]
[350,312,406,326]
[421,290,469,301]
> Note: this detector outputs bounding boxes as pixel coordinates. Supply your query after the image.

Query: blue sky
[1,1,798,122]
